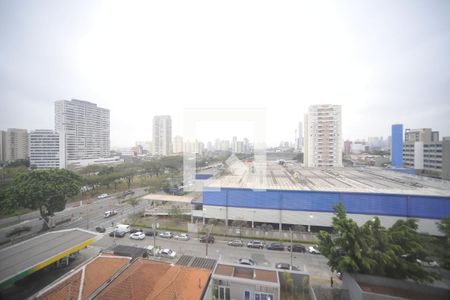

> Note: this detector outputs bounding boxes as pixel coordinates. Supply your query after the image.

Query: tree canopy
[318,203,440,283]
[436,214,450,269]
[7,169,82,229]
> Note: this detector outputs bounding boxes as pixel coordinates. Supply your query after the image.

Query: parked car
[237,258,256,266]
[95,226,106,233]
[97,193,109,199]
[228,240,243,247]
[417,259,439,268]
[129,228,143,234]
[115,224,131,233]
[275,263,299,271]
[267,243,284,251]
[145,230,158,236]
[122,190,135,197]
[109,230,126,238]
[247,240,264,249]
[160,248,177,258]
[159,231,173,239]
[199,235,215,243]
[130,232,145,240]
[174,233,190,241]
[308,245,320,254]
[287,244,306,253]
[104,210,118,218]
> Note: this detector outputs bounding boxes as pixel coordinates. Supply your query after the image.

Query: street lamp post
[308,214,314,232]
[252,210,256,229]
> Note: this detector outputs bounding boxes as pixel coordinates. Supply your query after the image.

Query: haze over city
[1,0,450,147]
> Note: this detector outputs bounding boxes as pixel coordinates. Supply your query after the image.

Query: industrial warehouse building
[193,162,450,236]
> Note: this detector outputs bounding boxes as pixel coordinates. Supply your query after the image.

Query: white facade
[200,205,443,236]
[304,105,342,167]
[0,130,4,161]
[55,99,110,162]
[295,122,303,152]
[173,135,184,154]
[4,128,29,162]
[29,129,65,169]
[152,115,172,156]
[403,128,447,176]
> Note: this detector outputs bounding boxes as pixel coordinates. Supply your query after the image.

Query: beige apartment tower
[3,128,29,162]
[152,115,172,156]
[304,104,342,167]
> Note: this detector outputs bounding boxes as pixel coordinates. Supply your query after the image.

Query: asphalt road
[92,229,334,286]
[0,187,149,247]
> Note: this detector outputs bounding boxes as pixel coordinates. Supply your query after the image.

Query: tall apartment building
[55,99,110,164]
[173,135,184,154]
[403,128,450,179]
[152,115,172,156]
[0,130,5,161]
[304,104,342,167]
[3,128,29,162]
[295,122,303,152]
[29,129,65,169]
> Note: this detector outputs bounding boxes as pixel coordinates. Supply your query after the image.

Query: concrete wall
[343,273,450,300]
[203,205,444,236]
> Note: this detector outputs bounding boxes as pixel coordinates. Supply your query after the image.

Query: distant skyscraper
[0,130,5,161]
[3,128,29,162]
[173,135,184,154]
[391,124,403,168]
[231,136,238,153]
[295,122,303,152]
[152,115,172,156]
[55,99,110,164]
[344,140,352,155]
[304,105,342,167]
[29,129,65,169]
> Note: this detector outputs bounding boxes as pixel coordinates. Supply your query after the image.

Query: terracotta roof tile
[39,255,130,300]
[96,259,210,300]
[41,270,82,300]
[81,256,130,299]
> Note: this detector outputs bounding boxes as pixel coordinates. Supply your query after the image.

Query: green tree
[168,205,183,223]
[128,197,140,215]
[7,169,82,230]
[436,214,450,269]
[318,203,440,283]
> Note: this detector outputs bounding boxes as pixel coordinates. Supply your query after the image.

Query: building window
[255,292,274,300]
[244,290,251,300]
[219,286,230,300]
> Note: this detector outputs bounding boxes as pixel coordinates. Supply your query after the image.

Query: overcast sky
[1,0,449,147]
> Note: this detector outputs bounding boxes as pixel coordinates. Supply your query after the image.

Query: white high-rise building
[152,115,172,156]
[0,130,5,161]
[4,128,29,162]
[173,135,184,154]
[304,104,342,167]
[55,99,110,163]
[29,129,65,169]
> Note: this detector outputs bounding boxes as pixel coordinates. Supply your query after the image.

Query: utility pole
[290,227,293,269]
[205,224,214,257]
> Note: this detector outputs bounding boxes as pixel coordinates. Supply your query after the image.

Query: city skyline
[1,1,450,147]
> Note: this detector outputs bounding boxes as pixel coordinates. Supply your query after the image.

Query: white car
[104,210,118,218]
[129,232,145,240]
[160,248,176,258]
[97,193,109,199]
[417,259,439,268]
[159,231,173,238]
[308,246,320,254]
[174,233,190,241]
